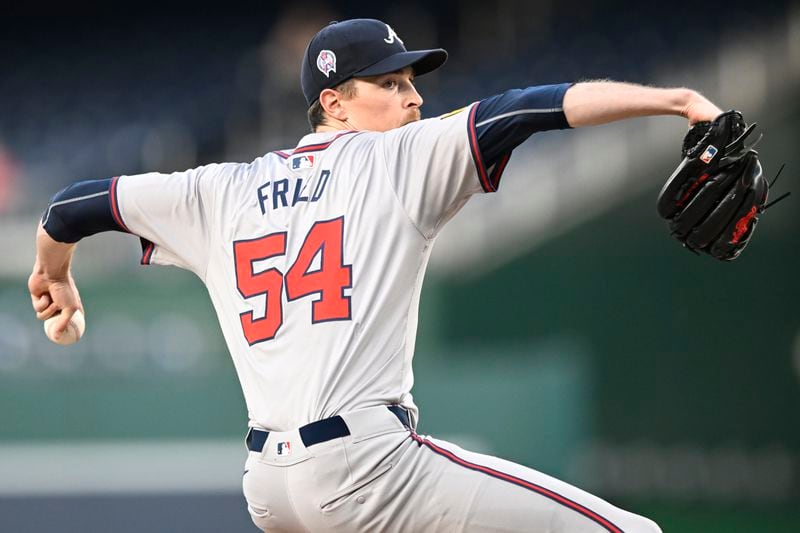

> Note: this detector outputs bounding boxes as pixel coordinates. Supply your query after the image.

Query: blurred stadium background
[1,2,798,531]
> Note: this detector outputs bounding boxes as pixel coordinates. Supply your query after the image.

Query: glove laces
[761,163,791,212]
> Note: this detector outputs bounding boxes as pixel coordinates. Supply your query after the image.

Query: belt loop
[247,429,270,453]
[245,428,253,451]
[388,405,411,429]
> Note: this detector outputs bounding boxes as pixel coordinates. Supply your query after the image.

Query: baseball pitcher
[31,18,774,532]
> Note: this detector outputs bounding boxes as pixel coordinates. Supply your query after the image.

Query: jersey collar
[292,130,359,155]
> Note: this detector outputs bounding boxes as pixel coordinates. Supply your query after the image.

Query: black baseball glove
[657,110,786,261]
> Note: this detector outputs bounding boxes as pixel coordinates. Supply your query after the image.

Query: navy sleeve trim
[41,178,123,243]
[475,107,565,128]
[42,190,109,228]
[475,83,573,170]
[42,176,158,264]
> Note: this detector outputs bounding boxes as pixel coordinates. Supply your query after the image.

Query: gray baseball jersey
[110,90,660,532]
[113,104,481,432]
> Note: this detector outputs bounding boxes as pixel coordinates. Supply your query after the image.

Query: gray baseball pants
[242,405,661,532]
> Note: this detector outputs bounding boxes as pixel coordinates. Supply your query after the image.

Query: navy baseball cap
[301,18,448,106]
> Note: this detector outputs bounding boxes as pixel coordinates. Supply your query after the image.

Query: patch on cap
[317,50,337,78]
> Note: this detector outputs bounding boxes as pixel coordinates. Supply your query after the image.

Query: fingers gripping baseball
[32,293,54,317]
[28,272,84,338]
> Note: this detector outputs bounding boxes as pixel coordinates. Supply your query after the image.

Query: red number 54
[233,217,352,345]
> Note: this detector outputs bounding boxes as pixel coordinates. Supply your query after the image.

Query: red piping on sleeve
[109,176,131,233]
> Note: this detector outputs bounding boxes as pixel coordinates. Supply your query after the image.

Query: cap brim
[354,48,448,78]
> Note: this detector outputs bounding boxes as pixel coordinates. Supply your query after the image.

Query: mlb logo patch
[291,155,315,170]
[277,441,291,456]
[700,145,718,164]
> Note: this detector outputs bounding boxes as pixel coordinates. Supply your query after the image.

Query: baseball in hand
[44,310,85,345]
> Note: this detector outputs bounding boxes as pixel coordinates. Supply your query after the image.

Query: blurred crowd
[0,0,787,215]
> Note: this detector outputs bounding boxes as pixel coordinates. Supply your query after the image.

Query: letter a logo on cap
[383,24,403,45]
[317,50,337,78]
